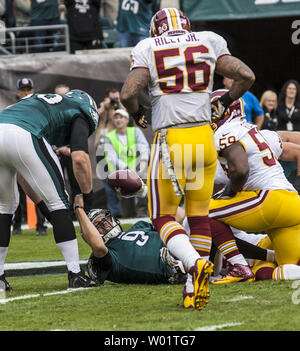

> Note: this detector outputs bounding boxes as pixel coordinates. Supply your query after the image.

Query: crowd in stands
[0,0,161,53]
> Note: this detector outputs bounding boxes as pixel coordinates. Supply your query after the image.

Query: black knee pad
[51,209,76,243]
[0,214,13,247]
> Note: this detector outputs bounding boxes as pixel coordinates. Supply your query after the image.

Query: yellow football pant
[147,124,217,218]
[209,189,300,265]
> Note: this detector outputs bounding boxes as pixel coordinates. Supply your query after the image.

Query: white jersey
[214,120,295,191]
[130,30,230,131]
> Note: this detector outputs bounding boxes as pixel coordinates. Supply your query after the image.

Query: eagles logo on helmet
[150,8,191,38]
[210,89,246,131]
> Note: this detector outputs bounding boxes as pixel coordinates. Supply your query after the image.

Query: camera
[110,98,119,109]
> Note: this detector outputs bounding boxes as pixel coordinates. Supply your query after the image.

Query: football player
[120,7,255,310]
[73,195,186,285]
[0,90,99,291]
[209,89,300,284]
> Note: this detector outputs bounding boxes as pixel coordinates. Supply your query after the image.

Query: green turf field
[1,226,300,332]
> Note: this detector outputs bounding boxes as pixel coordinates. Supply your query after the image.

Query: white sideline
[194,322,244,331]
[0,287,94,304]
[4,259,87,270]
[20,217,151,230]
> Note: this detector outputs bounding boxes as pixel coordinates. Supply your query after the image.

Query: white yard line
[0,287,91,304]
[223,295,254,302]
[194,322,244,331]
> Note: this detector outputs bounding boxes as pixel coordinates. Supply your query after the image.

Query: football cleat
[189,259,214,311]
[68,269,97,289]
[182,286,194,309]
[0,273,12,292]
[211,263,254,285]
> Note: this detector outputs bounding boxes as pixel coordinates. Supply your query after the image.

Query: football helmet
[150,8,191,37]
[87,209,122,243]
[66,89,98,113]
[210,89,246,131]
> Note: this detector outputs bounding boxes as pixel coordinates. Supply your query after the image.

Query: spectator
[276,79,300,131]
[117,0,153,48]
[54,83,69,95]
[14,0,30,27]
[13,78,48,236]
[100,0,118,21]
[3,0,16,27]
[223,77,264,129]
[94,88,124,217]
[260,90,278,131]
[104,109,150,218]
[29,0,61,53]
[64,0,103,54]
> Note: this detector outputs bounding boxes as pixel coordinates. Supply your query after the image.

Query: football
[107,169,143,196]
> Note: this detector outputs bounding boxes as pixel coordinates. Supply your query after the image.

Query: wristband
[220,92,235,109]
[74,205,84,210]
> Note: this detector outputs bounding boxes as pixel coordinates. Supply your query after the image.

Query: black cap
[17,78,34,90]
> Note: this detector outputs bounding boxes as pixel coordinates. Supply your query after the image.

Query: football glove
[212,185,237,200]
[131,105,148,128]
[117,178,148,199]
[211,92,234,121]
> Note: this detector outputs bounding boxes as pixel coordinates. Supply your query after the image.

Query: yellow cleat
[182,286,195,309]
[211,263,254,285]
[189,259,214,310]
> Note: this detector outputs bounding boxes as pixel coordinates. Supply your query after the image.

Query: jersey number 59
[154,45,211,94]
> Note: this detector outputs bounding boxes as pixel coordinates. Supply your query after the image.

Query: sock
[56,239,81,273]
[273,264,300,280]
[210,218,247,265]
[153,216,200,271]
[227,253,248,266]
[0,247,9,276]
[185,273,194,293]
[266,249,276,263]
[188,216,212,258]
[166,234,200,271]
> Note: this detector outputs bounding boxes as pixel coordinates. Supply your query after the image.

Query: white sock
[56,239,81,273]
[273,264,300,280]
[185,273,194,293]
[227,253,248,266]
[0,247,8,276]
[166,234,200,271]
[266,249,276,263]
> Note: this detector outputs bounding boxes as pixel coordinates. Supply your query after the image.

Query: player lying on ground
[74,195,186,285]
[121,7,255,311]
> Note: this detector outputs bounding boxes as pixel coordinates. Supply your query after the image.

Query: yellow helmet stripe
[168,8,179,30]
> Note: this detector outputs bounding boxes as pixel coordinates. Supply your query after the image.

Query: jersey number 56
[154,45,211,94]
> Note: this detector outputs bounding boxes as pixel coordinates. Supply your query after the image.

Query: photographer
[94,89,127,217]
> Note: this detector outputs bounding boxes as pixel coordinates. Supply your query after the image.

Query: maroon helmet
[150,8,191,37]
[210,89,246,131]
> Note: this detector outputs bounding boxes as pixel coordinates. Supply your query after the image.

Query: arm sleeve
[69,115,90,153]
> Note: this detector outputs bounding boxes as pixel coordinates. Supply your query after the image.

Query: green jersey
[30,0,60,21]
[97,221,172,284]
[0,93,99,147]
[117,0,152,36]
